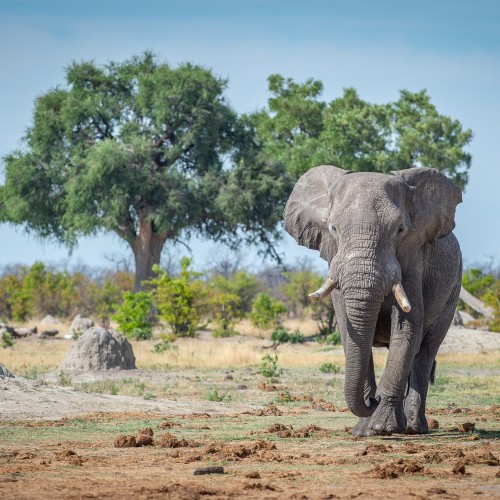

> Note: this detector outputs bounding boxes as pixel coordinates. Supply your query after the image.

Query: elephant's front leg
[369,291,423,435]
[351,352,378,437]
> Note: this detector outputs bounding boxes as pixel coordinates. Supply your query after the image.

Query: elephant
[283,165,462,436]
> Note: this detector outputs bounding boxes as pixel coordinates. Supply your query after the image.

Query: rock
[193,466,224,475]
[458,311,475,326]
[39,329,59,339]
[40,315,61,325]
[60,327,136,371]
[13,327,37,338]
[70,315,94,336]
[0,365,15,379]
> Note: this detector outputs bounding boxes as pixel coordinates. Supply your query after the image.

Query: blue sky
[1,0,499,272]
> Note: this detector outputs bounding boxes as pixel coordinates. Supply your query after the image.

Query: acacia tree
[253,75,473,189]
[1,53,290,290]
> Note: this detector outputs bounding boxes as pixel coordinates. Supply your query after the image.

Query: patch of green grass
[206,388,230,402]
[319,363,341,374]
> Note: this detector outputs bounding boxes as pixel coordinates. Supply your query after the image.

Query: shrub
[208,291,240,338]
[211,271,260,315]
[323,330,342,345]
[149,257,208,338]
[260,353,280,378]
[319,363,341,374]
[250,293,286,329]
[270,327,305,344]
[1,331,14,349]
[113,291,154,340]
[206,388,230,402]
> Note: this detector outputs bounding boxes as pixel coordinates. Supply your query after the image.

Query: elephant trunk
[343,298,381,417]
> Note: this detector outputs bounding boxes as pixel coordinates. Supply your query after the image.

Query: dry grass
[2,317,499,377]
[133,338,347,370]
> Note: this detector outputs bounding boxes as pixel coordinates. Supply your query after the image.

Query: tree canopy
[1,60,473,288]
[252,74,473,189]
[1,53,291,289]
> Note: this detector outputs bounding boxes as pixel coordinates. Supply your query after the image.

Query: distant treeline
[1,258,498,335]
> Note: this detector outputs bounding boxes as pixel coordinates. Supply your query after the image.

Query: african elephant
[284,166,462,436]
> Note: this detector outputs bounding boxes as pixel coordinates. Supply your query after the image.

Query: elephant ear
[284,165,350,262]
[393,167,462,244]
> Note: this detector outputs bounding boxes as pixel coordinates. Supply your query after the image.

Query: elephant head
[284,165,462,417]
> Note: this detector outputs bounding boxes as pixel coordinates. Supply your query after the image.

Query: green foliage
[211,271,260,315]
[0,263,133,323]
[1,53,290,289]
[206,388,230,402]
[319,363,341,374]
[253,75,472,189]
[208,291,240,338]
[152,336,178,353]
[461,267,500,331]
[462,269,495,298]
[150,257,207,338]
[250,293,287,329]
[113,291,154,340]
[270,327,305,344]
[281,269,324,317]
[325,330,342,345]
[260,353,281,379]
[1,330,14,349]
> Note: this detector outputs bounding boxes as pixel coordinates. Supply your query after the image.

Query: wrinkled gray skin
[284,166,462,436]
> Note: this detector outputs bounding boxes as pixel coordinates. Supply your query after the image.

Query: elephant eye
[397,225,405,234]
[331,224,337,232]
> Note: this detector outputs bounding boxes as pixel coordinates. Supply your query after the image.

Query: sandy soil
[438,326,500,353]
[0,375,258,421]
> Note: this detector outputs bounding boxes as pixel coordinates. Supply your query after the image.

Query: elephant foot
[404,409,429,434]
[352,417,377,437]
[369,396,406,435]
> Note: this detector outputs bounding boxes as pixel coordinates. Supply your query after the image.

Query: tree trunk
[132,218,168,291]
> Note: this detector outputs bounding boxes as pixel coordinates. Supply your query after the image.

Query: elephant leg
[352,352,377,437]
[405,289,458,433]
[369,288,423,435]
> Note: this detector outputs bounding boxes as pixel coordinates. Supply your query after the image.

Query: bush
[260,353,280,378]
[250,293,286,329]
[211,271,260,315]
[153,338,176,353]
[149,257,208,338]
[113,291,154,340]
[321,330,341,345]
[208,291,240,338]
[270,327,305,344]
[1,331,14,349]
[319,363,341,374]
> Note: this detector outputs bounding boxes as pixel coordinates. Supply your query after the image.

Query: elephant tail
[430,360,437,384]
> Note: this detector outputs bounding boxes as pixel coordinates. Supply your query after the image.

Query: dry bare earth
[1,407,499,499]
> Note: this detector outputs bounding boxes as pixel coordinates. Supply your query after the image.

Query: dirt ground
[1,325,499,498]
[1,405,499,499]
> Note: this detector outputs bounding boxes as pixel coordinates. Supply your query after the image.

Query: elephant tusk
[393,282,411,313]
[309,277,336,302]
